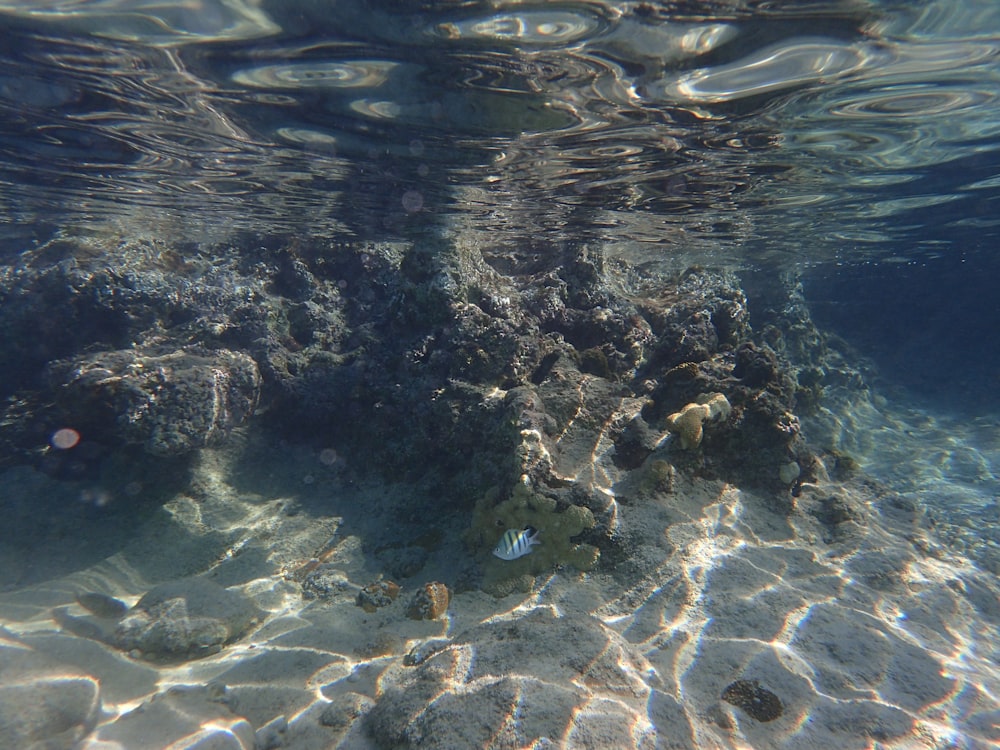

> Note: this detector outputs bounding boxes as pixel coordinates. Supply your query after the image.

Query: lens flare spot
[51,427,81,450]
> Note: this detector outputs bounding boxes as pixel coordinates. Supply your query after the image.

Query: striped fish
[492,527,540,561]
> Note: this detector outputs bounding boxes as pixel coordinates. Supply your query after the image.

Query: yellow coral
[665,393,731,449]
[468,480,600,596]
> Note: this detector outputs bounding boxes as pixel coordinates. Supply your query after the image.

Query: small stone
[403,638,451,667]
[302,567,350,600]
[721,679,783,722]
[407,582,449,620]
[778,461,800,485]
[356,580,400,613]
[75,591,128,619]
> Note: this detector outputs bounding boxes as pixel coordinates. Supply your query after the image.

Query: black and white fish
[492,527,540,560]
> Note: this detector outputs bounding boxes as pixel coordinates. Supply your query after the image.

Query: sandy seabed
[0,389,998,750]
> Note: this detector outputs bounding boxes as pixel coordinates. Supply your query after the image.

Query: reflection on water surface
[0,0,996,263]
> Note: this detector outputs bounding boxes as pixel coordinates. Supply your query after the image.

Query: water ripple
[232,60,402,89]
[0,0,279,44]
[0,1,995,259]
[829,86,994,119]
[436,8,606,46]
[652,38,878,104]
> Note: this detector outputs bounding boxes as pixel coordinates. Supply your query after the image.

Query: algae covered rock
[356,580,400,613]
[665,392,731,450]
[468,479,600,596]
[407,582,450,620]
[46,347,260,455]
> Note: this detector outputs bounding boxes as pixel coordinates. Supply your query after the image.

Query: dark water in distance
[0,0,997,408]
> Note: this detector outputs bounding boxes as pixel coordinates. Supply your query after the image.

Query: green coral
[466,481,600,596]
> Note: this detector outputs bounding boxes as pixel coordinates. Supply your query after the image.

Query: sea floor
[0,381,998,750]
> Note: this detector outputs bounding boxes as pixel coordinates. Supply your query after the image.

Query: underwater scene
[0,1,998,748]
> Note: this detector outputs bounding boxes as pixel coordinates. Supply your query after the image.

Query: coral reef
[0,234,818,507]
[2,230,987,748]
[665,392,732,450]
[407,582,449,620]
[0,233,835,581]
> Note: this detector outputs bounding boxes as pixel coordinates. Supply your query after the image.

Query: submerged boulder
[114,577,262,661]
[0,636,102,749]
[46,347,260,455]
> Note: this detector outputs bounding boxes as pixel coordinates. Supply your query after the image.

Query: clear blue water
[0,1,998,748]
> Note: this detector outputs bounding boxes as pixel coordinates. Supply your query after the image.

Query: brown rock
[407,582,449,620]
[356,580,400,613]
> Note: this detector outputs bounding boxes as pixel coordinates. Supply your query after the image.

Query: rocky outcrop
[46,347,260,456]
[0,234,821,566]
[54,576,263,662]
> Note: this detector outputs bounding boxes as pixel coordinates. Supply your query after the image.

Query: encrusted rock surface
[406,582,449,620]
[0,235,813,502]
[356,580,401,613]
[0,233,838,621]
[46,347,260,455]
[0,234,827,587]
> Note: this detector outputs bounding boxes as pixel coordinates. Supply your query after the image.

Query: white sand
[0,411,997,749]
